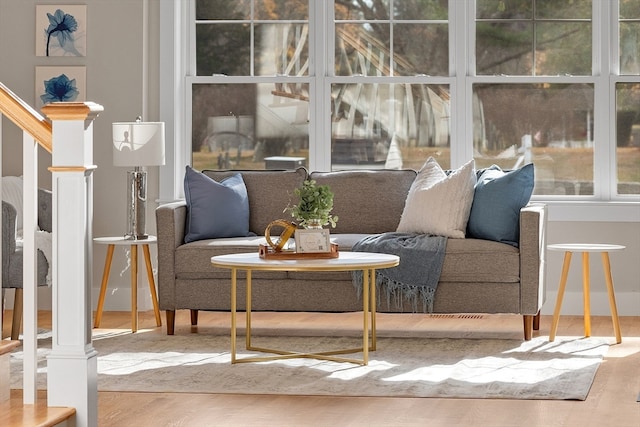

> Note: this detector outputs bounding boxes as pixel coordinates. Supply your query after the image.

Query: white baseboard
[5,288,639,317]
[540,291,640,316]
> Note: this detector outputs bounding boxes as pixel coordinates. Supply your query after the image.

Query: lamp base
[125,168,148,240]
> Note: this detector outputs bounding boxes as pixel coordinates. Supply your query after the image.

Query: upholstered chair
[1,188,51,340]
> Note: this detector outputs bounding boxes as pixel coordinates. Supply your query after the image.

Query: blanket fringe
[352,271,436,313]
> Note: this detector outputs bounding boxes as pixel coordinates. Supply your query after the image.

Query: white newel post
[42,102,103,427]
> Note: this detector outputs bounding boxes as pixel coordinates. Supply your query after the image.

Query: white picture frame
[295,229,331,253]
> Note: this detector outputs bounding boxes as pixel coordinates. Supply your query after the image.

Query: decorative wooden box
[258,243,339,260]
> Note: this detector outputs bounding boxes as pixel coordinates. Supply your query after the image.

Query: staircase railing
[0,82,52,153]
[0,81,102,427]
[0,82,52,406]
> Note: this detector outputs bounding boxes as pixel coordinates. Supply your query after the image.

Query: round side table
[547,243,625,344]
[94,236,162,332]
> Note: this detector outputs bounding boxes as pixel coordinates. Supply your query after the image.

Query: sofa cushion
[176,236,287,280]
[309,169,417,234]
[467,163,534,246]
[204,168,308,235]
[184,166,250,243]
[439,237,520,283]
[397,158,476,238]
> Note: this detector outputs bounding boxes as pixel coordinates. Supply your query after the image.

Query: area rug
[9,331,609,400]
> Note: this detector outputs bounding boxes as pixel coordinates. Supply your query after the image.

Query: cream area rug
[10,330,608,400]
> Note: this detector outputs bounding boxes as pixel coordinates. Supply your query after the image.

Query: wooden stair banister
[0,82,52,153]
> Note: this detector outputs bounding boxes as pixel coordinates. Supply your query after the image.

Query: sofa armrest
[518,203,548,315]
[155,201,187,310]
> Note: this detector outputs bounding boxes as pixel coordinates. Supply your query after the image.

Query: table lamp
[112,117,165,240]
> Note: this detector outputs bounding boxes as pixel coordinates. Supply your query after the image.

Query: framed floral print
[36,5,87,57]
[35,66,86,109]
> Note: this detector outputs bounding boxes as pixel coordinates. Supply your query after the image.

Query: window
[192,0,310,170]
[474,1,596,196]
[161,1,639,217]
[616,1,640,195]
[331,1,451,170]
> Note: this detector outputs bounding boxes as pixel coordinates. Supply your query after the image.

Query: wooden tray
[258,243,339,260]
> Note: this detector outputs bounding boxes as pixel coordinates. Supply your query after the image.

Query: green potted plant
[285,179,338,229]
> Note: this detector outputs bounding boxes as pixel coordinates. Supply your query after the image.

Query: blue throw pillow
[466,163,534,247]
[183,166,250,243]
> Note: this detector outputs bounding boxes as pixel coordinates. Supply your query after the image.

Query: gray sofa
[156,168,547,340]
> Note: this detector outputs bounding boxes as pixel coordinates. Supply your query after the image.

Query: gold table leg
[370,268,377,351]
[232,267,377,366]
[362,267,369,364]
[231,268,237,363]
[246,270,252,349]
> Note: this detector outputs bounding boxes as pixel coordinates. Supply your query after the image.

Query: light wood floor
[4,310,640,427]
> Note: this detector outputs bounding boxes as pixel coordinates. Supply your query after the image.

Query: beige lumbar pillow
[397,157,476,238]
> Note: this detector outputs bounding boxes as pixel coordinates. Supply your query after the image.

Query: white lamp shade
[113,121,165,167]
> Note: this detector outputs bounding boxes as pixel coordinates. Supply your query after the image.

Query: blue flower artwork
[40,74,80,104]
[36,5,86,57]
[45,9,78,56]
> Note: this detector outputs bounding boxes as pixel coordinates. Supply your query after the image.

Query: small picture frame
[295,229,331,253]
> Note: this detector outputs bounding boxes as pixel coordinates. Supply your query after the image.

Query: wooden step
[1,340,21,402]
[0,391,75,427]
[1,344,75,426]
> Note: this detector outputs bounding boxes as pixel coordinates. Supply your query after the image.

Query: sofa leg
[523,315,533,341]
[166,310,175,335]
[190,309,199,326]
[533,311,541,331]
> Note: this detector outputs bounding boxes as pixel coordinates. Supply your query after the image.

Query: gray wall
[1,0,161,312]
[2,0,639,319]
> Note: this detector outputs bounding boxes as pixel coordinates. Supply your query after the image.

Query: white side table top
[548,243,625,252]
[94,236,157,246]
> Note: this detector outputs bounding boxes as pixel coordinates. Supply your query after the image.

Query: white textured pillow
[397,158,476,238]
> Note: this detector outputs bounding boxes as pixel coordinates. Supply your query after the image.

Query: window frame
[159,0,640,222]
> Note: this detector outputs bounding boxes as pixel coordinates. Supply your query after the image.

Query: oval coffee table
[211,251,399,365]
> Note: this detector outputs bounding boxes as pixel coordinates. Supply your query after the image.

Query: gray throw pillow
[183,166,250,243]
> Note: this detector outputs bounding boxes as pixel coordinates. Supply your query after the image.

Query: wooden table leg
[582,252,591,338]
[549,251,572,341]
[94,244,115,328]
[601,252,622,344]
[131,245,138,333]
[142,244,162,327]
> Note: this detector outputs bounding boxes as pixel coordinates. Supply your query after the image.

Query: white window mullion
[450,0,472,168]
[309,0,331,172]
[593,0,613,200]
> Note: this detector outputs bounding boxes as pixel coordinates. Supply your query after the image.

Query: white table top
[211,251,399,272]
[548,243,625,252]
[94,235,157,246]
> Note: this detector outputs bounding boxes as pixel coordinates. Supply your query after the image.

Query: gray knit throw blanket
[351,232,447,313]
